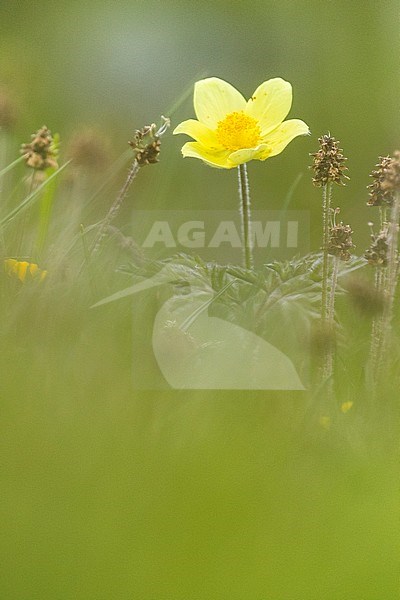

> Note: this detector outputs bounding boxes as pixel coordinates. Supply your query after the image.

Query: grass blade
[0,161,70,228]
[0,154,25,179]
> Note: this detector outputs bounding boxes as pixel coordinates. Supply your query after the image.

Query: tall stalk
[365,154,400,387]
[327,255,339,325]
[310,134,349,390]
[368,265,386,382]
[237,163,254,270]
[90,160,140,256]
[90,117,169,258]
[377,191,400,377]
[321,182,332,323]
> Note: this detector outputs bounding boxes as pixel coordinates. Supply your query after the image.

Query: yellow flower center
[216,111,261,151]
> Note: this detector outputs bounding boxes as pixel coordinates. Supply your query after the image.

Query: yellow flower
[4,259,47,283]
[340,401,353,414]
[173,77,309,169]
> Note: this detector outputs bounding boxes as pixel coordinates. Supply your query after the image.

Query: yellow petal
[246,78,292,136]
[173,119,222,150]
[181,141,233,169]
[228,144,270,166]
[17,261,29,282]
[4,258,17,275]
[194,77,246,128]
[29,263,39,278]
[263,119,310,157]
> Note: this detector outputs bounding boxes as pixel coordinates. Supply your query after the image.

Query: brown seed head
[128,116,170,167]
[381,150,400,193]
[310,134,349,187]
[129,124,161,166]
[328,222,354,261]
[21,126,59,170]
[364,229,389,267]
[367,156,395,207]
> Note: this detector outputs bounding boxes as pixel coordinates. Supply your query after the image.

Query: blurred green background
[1,0,399,247]
[1,1,399,598]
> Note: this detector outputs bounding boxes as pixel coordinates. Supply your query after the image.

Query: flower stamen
[216,111,261,151]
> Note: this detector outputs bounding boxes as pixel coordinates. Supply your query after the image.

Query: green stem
[17,170,36,256]
[327,255,339,325]
[319,183,334,391]
[321,182,332,322]
[376,191,400,379]
[0,161,70,228]
[387,191,400,304]
[36,168,59,257]
[323,255,339,387]
[237,163,253,270]
[369,266,385,386]
[91,159,140,256]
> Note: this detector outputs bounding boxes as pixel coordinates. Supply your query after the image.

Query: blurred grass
[0,1,399,598]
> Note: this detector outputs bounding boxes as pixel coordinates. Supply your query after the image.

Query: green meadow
[0,2,399,598]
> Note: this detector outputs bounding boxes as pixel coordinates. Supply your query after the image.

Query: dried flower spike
[328,221,354,261]
[90,116,170,256]
[129,116,170,166]
[310,134,349,187]
[364,228,389,267]
[366,152,400,386]
[381,150,400,193]
[367,156,395,207]
[21,126,59,170]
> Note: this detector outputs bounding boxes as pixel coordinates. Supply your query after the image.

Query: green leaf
[0,160,71,228]
[0,154,25,179]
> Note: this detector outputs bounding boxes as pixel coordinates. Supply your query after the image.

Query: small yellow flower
[340,401,353,414]
[4,259,47,283]
[173,77,309,169]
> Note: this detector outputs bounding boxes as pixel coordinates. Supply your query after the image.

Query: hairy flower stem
[327,256,339,324]
[321,182,332,323]
[387,192,400,302]
[323,256,339,384]
[376,191,400,380]
[237,163,254,270]
[319,182,334,389]
[368,267,386,384]
[91,160,140,256]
